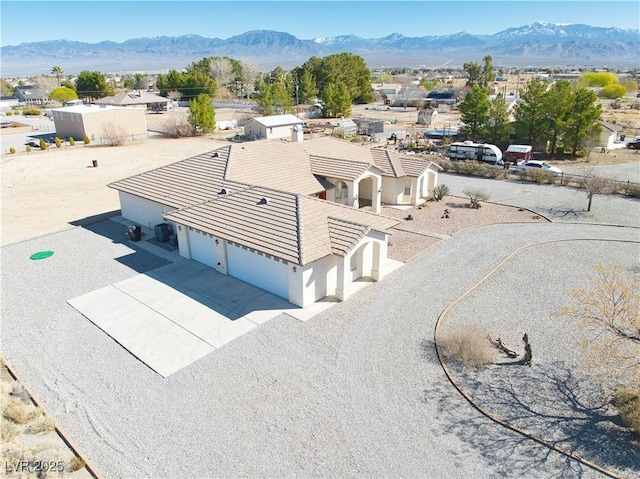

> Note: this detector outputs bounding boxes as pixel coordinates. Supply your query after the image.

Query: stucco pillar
[287,264,304,307]
[335,256,349,301]
[214,238,228,275]
[351,180,359,209]
[373,175,382,214]
[371,240,388,281]
[176,225,191,259]
[412,178,420,205]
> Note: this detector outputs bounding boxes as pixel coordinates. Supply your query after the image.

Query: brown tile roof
[94,90,170,106]
[225,141,324,195]
[108,146,246,209]
[164,187,398,265]
[309,155,372,181]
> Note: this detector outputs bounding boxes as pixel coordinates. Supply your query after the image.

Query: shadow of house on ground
[422,337,639,478]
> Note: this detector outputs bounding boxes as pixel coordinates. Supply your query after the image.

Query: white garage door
[227,244,289,299]
[188,229,216,268]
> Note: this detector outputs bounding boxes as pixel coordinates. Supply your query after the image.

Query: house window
[404,179,412,197]
[350,253,358,272]
[335,182,349,205]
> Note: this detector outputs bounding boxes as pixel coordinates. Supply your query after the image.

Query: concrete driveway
[68,259,331,377]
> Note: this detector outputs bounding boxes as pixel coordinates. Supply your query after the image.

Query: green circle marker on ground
[30,251,54,260]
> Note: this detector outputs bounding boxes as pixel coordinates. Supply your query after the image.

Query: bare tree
[166,90,182,102]
[396,73,423,110]
[163,114,193,138]
[556,263,639,390]
[101,122,127,146]
[579,167,614,212]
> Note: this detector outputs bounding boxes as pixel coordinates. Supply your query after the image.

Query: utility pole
[295,78,300,116]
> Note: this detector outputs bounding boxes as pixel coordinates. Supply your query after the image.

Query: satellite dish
[293,125,299,132]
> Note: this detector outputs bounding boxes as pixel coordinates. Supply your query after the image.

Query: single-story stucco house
[109,135,441,307]
[52,104,147,142]
[244,114,304,140]
[93,90,171,112]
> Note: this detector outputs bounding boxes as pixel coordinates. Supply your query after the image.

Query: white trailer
[449,141,503,165]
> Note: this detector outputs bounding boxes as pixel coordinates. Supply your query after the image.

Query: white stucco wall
[381,177,403,205]
[188,229,217,268]
[119,192,167,228]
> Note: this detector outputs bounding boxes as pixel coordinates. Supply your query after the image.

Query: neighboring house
[598,121,624,150]
[109,136,441,307]
[372,83,402,96]
[244,114,304,140]
[52,104,147,142]
[93,90,171,112]
[14,85,49,105]
[0,95,19,112]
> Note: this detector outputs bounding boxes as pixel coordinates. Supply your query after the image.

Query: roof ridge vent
[257,197,269,205]
[212,152,219,157]
[219,188,230,195]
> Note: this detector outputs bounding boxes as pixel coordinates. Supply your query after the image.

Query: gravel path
[3,213,639,477]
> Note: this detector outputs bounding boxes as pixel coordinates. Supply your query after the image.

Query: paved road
[2,181,639,477]
[560,160,640,182]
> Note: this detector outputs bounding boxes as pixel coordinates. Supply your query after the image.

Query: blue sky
[1,1,638,46]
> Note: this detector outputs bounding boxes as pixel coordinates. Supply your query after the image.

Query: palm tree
[51,66,64,87]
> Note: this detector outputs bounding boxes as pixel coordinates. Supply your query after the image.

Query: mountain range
[2,22,638,76]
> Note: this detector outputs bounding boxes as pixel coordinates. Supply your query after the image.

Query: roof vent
[212,152,219,157]
[218,188,230,195]
[257,197,269,205]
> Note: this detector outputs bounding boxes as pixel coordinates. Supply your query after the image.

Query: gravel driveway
[3,195,639,479]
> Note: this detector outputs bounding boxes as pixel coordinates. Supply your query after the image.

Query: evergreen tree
[484,93,510,147]
[513,77,550,149]
[459,85,490,140]
[564,88,602,157]
[322,82,351,118]
[298,70,318,104]
[75,71,113,101]
[541,80,573,155]
[188,94,216,134]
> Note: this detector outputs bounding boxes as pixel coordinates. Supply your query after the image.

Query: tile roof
[94,91,170,106]
[225,141,324,195]
[309,155,372,181]
[108,146,247,209]
[164,187,398,265]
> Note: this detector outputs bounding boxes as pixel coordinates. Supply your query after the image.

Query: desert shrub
[39,138,47,150]
[26,145,32,153]
[441,324,495,368]
[478,164,503,178]
[101,122,127,146]
[69,137,75,146]
[54,137,61,148]
[434,158,455,172]
[69,456,86,472]
[5,111,12,116]
[83,134,90,146]
[9,382,30,403]
[526,169,555,184]
[164,115,194,138]
[1,418,21,442]
[3,399,30,424]
[463,188,490,209]
[432,184,450,201]
[599,84,627,99]
[27,414,55,434]
[614,388,640,434]
[22,108,41,116]
[455,160,483,176]
[9,147,15,154]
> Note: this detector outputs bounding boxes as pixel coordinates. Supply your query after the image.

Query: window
[335,181,349,205]
[404,179,412,197]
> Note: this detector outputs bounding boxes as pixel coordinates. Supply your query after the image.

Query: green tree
[123,73,147,90]
[303,53,373,104]
[322,82,351,118]
[564,88,602,157]
[298,69,319,104]
[188,93,216,134]
[481,55,496,89]
[256,84,275,116]
[599,84,627,99]
[459,85,490,140]
[541,80,573,155]
[513,77,550,149]
[484,93,510,147]
[51,66,64,86]
[49,87,78,104]
[75,71,113,101]
[271,81,294,114]
[463,55,495,90]
[157,69,186,97]
[463,61,482,88]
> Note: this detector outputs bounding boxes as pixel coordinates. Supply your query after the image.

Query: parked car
[516,160,563,175]
[626,140,640,150]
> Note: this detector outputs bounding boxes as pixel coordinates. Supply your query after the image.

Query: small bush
[1,418,21,442]
[69,137,75,146]
[3,399,30,424]
[455,160,484,176]
[442,324,496,368]
[83,134,90,146]
[9,147,16,154]
[432,184,450,202]
[69,456,86,472]
[26,145,32,153]
[27,415,56,434]
[478,164,503,178]
[599,84,627,99]
[614,388,640,434]
[54,137,62,148]
[22,108,41,116]
[5,111,12,116]
[39,138,47,150]
[463,188,490,209]
[526,169,555,184]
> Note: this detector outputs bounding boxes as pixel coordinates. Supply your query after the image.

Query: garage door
[188,229,216,268]
[227,244,289,299]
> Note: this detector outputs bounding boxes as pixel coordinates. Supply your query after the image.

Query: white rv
[449,141,503,165]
